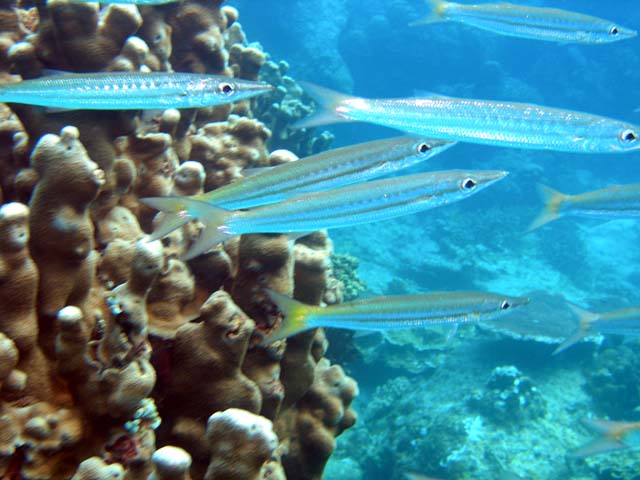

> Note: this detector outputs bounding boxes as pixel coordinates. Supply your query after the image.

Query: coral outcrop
[277,358,358,480]
[28,126,105,353]
[0,1,358,478]
[205,408,278,480]
[467,365,547,426]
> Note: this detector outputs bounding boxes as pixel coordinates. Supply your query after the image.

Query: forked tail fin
[528,184,567,232]
[571,418,630,457]
[141,196,234,260]
[552,304,599,355]
[261,289,313,344]
[148,212,192,241]
[409,0,450,26]
[294,82,357,129]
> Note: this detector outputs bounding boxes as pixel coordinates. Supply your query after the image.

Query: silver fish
[263,289,529,343]
[296,82,640,154]
[572,418,640,457]
[529,183,640,231]
[142,169,507,260]
[412,0,636,44]
[553,304,640,355]
[0,72,273,110]
[146,136,455,240]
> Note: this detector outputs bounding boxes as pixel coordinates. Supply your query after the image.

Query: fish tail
[409,0,450,26]
[527,184,567,232]
[261,289,312,343]
[570,418,628,457]
[552,303,598,355]
[150,212,192,241]
[294,81,356,129]
[142,196,234,260]
[140,196,194,241]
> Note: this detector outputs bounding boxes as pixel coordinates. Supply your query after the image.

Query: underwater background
[231,1,640,479]
[0,0,639,478]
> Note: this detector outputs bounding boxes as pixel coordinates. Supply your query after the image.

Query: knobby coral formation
[0,1,357,479]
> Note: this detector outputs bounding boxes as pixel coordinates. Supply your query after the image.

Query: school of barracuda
[3,0,639,467]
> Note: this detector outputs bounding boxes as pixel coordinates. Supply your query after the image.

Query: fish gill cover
[0,0,639,480]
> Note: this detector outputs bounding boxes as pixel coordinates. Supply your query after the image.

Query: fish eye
[461,178,477,190]
[620,129,637,143]
[500,300,510,310]
[218,82,235,96]
[609,26,620,36]
[417,142,431,154]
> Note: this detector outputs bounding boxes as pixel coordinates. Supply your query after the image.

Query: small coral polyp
[0,1,357,478]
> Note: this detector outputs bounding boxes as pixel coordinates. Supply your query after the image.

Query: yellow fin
[148,212,191,241]
[552,303,598,355]
[409,0,450,26]
[294,82,355,129]
[261,289,311,344]
[527,184,567,232]
[571,418,630,457]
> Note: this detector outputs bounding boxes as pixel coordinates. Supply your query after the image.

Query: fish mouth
[235,79,274,92]
[511,296,531,309]
[476,170,509,187]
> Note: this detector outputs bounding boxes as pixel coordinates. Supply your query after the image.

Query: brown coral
[204,408,278,480]
[189,115,271,191]
[28,126,105,353]
[163,290,261,422]
[33,0,142,71]
[0,2,360,478]
[277,359,358,480]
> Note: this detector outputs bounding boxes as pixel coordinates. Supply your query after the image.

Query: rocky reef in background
[325,326,640,480]
[0,0,357,478]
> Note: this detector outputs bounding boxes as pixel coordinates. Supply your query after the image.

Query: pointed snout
[234,78,275,93]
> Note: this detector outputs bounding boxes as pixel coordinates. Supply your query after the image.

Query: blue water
[232,1,640,479]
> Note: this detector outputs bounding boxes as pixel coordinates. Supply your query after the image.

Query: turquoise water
[232,1,640,479]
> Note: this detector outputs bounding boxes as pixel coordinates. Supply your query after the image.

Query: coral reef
[467,365,547,426]
[277,358,358,480]
[205,408,278,480]
[0,1,358,479]
[583,343,640,419]
[329,252,367,302]
[255,56,334,156]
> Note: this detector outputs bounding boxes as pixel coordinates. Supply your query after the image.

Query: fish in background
[405,472,445,480]
[0,72,273,110]
[263,289,529,343]
[552,304,640,355]
[68,0,177,4]
[295,83,640,154]
[146,136,456,240]
[143,169,507,260]
[411,0,637,44]
[528,183,640,231]
[572,418,640,457]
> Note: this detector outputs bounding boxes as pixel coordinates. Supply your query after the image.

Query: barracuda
[0,72,273,110]
[529,183,640,231]
[412,0,636,44]
[572,419,640,457]
[145,136,456,240]
[553,304,640,355]
[69,0,176,4]
[296,83,640,154]
[262,289,529,343]
[142,169,507,260]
